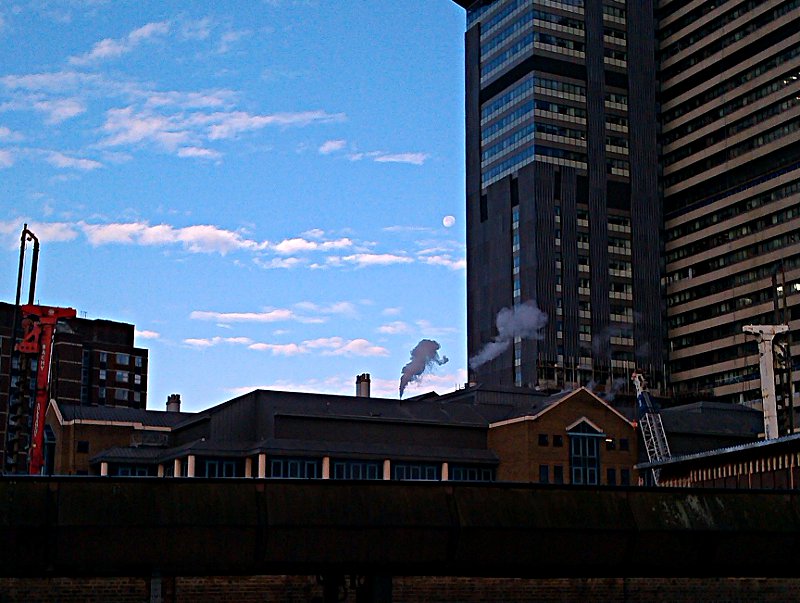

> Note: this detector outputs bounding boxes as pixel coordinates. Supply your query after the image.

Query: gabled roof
[487,387,635,428]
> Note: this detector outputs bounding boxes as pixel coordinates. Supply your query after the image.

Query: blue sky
[0,1,468,411]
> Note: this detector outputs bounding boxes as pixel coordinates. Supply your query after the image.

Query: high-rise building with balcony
[659,0,800,405]
[454,0,664,391]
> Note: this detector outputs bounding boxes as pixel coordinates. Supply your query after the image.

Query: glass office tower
[456,0,663,392]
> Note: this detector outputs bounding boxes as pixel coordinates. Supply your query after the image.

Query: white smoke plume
[468,301,548,370]
[399,339,449,398]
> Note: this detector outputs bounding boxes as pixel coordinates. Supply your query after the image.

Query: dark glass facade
[460,0,663,391]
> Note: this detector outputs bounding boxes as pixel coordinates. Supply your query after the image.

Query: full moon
[442,215,456,228]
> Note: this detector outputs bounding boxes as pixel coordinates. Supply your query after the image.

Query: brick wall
[1,576,799,602]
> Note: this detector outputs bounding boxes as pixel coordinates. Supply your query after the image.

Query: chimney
[166,394,182,413]
[355,373,371,398]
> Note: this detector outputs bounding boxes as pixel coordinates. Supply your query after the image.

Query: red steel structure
[15,305,76,474]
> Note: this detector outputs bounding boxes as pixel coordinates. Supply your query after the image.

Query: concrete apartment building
[455,0,800,407]
[660,0,800,404]
[456,0,664,392]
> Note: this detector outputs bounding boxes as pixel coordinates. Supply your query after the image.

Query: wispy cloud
[206,110,346,140]
[342,149,430,166]
[80,221,268,254]
[184,336,254,348]
[34,98,86,124]
[0,126,24,142]
[294,301,357,316]
[46,152,102,171]
[0,150,13,168]
[318,139,346,154]
[418,255,466,270]
[373,152,429,165]
[190,309,296,324]
[272,236,352,254]
[134,329,161,340]
[338,253,414,267]
[250,336,388,357]
[69,21,171,65]
[378,321,409,334]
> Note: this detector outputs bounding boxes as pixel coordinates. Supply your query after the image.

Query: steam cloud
[399,339,449,398]
[468,301,548,370]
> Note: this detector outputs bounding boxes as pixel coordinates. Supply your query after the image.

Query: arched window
[568,420,604,485]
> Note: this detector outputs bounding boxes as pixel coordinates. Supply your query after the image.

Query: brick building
[0,301,149,472]
[42,382,642,485]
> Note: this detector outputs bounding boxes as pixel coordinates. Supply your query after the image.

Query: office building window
[539,464,549,484]
[117,353,129,365]
[553,465,564,484]
[607,468,617,486]
[538,434,549,446]
[135,356,143,368]
[116,371,129,383]
[621,469,631,486]
[620,438,629,451]
[553,435,564,447]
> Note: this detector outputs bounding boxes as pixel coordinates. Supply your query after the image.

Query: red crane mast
[15,304,76,474]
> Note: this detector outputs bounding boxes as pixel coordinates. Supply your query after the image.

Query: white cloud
[415,319,459,337]
[318,139,346,154]
[418,255,466,270]
[373,152,429,165]
[134,329,160,340]
[295,301,357,316]
[247,336,388,358]
[0,71,102,92]
[217,29,252,53]
[177,146,221,159]
[100,106,191,151]
[378,321,409,335]
[340,253,413,267]
[180,17,213,41]
[80,221,268,254]
[207,110,346,140]
[69,21,170,65]
[248,342,307,355]
[34,98,85,124]
[382,307,402,316]
[0,126,24,142]
[0,150,13,168]
[254,257,305,269]
[184,336,254,348]
[272,236,353,255]
[303,228,325,239]
[47,152,102,171]
[190,309,296,323]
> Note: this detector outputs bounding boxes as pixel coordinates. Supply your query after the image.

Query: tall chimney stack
[355,373,371,398]
[166,393,182,413]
